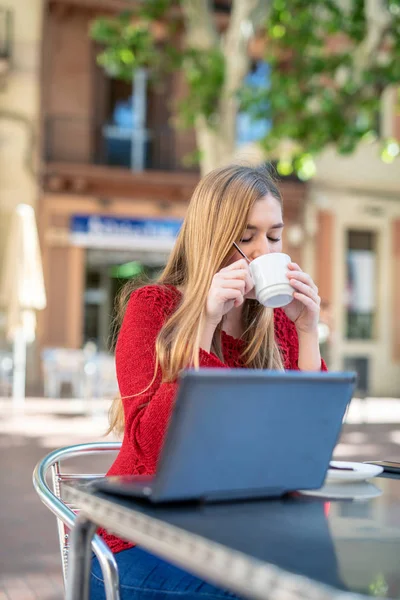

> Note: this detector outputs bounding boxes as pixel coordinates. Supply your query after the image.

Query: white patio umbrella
[0,204,46,408]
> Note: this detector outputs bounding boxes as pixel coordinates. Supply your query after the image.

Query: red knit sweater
[101,284,327,553]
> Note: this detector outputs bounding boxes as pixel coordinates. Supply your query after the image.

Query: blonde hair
[109,164,285,435]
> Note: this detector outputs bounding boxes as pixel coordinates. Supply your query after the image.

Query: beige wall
[0,1,43,393]
[308,187,400,397]
[0,0,43,266]
[314,142,400,195]
[314,87,400,195]
[308,90,400,397]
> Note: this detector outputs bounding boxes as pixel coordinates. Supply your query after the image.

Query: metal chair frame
[33,441,122,600]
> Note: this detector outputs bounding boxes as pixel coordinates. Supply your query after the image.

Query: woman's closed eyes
[240,221,284,245]
[240,235,281,244]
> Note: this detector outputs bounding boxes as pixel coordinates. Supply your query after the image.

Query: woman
[91,164,326,599]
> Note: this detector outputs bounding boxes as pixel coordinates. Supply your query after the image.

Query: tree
[90,0,400,177]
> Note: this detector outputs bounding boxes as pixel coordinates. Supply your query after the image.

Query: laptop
[90,369,357,503]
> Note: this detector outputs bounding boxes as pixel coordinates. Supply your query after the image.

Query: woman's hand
[284,263,321,335]
[205,259,254,327]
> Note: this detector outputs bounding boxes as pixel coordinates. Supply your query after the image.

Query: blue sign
[70,215,182,251]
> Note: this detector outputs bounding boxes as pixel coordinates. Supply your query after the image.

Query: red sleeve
[115,286,227,472]
[274,309,327,372]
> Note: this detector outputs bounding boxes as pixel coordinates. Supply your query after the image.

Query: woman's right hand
[205,259,254,327]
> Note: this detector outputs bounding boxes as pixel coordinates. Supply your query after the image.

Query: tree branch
[222,0,270,97]
[180,0,218,49]
[352,0,391,81]
[247,1,272,38]
[218,0,271,152]
[181,0,272,172]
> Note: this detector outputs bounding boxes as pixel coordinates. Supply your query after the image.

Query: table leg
[66,514,98,600]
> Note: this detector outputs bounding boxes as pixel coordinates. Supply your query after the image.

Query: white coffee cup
[249,253,294,308]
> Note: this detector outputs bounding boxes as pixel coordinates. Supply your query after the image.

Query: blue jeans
[90,546,240,600]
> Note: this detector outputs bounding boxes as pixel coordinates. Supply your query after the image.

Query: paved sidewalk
[0,396,399,599]
[0,398,116,600]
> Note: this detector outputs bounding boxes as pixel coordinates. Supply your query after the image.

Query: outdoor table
[65,474,400,599]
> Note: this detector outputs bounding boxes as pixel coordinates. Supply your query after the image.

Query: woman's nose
[252,238,270,259]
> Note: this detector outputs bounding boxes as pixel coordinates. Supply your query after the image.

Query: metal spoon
[233,242,251,264]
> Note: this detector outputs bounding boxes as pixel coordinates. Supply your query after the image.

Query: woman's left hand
[284,263,321,335]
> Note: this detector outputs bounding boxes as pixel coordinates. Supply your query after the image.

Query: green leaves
[90,5,224,128]
[381,137,400,163]
[243,0,400,178]
[89,0,400,176]
[90,14,156,80]
[136,0,177,21]
[90,17,122,45]
[179,48,225,127]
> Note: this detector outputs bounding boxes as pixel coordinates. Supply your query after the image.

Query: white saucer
[299,481,382,501]
[326,461,383,484]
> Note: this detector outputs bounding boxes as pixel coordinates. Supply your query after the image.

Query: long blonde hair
[109,164,285,435]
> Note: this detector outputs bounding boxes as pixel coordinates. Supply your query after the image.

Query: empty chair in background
[42,348,85,398]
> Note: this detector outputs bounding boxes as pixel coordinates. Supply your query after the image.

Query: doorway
[83,249,167,351]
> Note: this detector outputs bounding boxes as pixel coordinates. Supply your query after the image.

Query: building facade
[309,92,400,396]
[0,0,43,259]
[2,0,398,398]
[38,0,308,376]
[0,0,44,389]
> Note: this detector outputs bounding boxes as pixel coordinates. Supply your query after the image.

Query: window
[345,231,377,340]
[0,8,12,86]
[343,356,369,397]
[101,70,149,170]
[83,251,165,350]
[236,61,271,146]
[0,8,12,61]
